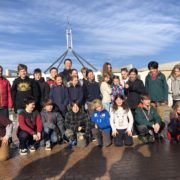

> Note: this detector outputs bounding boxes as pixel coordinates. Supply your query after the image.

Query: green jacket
[135,106,162,127]
[145,72,168,102]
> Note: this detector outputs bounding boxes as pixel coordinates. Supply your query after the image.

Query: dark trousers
[168,119,180,139]
[114,129,133,146]
[91,128,111,147]
[0,108,9,118]
[17,130,35,149]
[137,122,165,136]
[43,127,58,143]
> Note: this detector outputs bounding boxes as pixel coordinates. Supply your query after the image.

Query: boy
[33,68,50,111]
[135,95,165,143]
[91,99,111,147]
[41,99,65,150]
[11,64,39,114]
[47,67,58,88]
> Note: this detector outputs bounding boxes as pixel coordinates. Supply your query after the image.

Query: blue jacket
[91,109,111,133]
[49,85,69,116]
[68,84,84,104]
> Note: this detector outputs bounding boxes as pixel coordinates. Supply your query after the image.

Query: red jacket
[0,77,13,108]
[18,110,42,135]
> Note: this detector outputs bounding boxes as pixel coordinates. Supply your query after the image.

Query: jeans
[114,129,133,146]
[102,102,111,112]
[17,130,35,149]
[43,127,58,143]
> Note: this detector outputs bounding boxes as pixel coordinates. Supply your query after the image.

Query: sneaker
[147,135,155,143]
[45,142,51,151]
[29,145,36,152]
[19,149,28,155]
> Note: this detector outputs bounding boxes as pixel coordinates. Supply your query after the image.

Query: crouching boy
[41,99,65,150]
[17,96,42,155]
[135,95,165,143]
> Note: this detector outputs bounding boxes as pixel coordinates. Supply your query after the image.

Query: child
[11,64,39,114]
[68,76,84,104]
[91,99,111,147]
[17,96,42,155]
[49,75,69,117]
[33,68,50,112]
[111,76,124,102]
[0,114,13,161]
[47,67,58,88]
[135,95,165,144]
[64,101,90,148]
[110,95,133,146]
[168,102,180,142]
[100,73,112,111]
[41,99,65,150]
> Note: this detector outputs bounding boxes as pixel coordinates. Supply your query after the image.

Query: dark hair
[121,68,128,73]
[18,64,27,72]
[54,74,63,80]
[71,69,78,75]
[69,100,81,111]
[113,75,120,80]
[43,99,53,108]
[0,65,3,71]
[129,68,138,75]
[64,58,72,64]
[50,67,58,73]
[112,95,129,111]
[86,69,93,77]
[34,68,42,74]
[23,96,36,108]
[148,61,159,70]
[141,94,150,101]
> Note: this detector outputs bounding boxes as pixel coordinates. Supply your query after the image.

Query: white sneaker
[29,145,36,152]
[19,149,28,155]
[45,141,51,151]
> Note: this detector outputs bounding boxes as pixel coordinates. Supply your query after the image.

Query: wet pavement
[1,137,180,180]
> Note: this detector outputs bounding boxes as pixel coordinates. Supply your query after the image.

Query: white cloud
[0,0,180,70]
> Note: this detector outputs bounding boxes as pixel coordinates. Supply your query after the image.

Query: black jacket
[34,77,50,110]
[59,69,72,86]
[125,78,146,109]
[11,76,39,113]
[84,80,101,102]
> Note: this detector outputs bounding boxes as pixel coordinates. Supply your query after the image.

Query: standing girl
[100,73,112,111]
[50,75,69,117]
[110,95,134,146]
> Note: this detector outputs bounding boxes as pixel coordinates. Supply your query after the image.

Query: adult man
[60,59,72,86]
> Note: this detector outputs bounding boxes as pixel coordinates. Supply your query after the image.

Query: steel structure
[44,20,97,73]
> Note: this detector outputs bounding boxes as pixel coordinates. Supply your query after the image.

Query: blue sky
[0,0,180,73]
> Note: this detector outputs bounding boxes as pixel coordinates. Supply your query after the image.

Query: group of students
[0,59,180,160]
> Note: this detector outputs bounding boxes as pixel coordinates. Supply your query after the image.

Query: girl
[41,99,65,150]
[100,73,112,111]
[91,99,111,147]
[50,74,69,117]
[168,102,180,142]
[111,76,124,102]
[102,62,113,84]
[110,95,133,146]
[64,101,90,148]
[68,76,84,104]
[167,64,180,107]
[17,96,42,155]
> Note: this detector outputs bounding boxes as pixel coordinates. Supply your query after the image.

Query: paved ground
[1,137,180,180]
